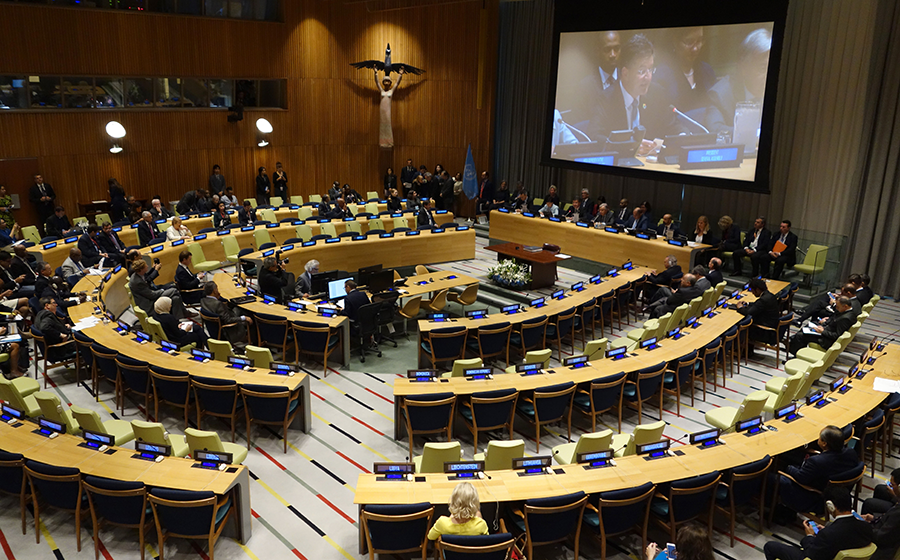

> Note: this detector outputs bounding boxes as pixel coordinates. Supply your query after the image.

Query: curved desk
[0,414,252,543]
[489,211,710,269]
[29,208,455,269]
[360,344,893,552]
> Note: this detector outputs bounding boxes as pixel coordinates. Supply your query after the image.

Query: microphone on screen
[670,105,710,134]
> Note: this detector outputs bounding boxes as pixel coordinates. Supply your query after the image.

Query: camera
[153,258,160,265]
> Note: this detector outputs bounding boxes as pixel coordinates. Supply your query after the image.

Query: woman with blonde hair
[427,481,488,540]
[165,217,192,241]
[692,215,719,245]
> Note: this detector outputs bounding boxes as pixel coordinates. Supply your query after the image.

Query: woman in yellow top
[427,481,489,540]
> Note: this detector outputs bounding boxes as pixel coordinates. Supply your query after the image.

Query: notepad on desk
[873,378,900,393]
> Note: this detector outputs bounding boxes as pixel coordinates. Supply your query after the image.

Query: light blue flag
[462,144,478,200]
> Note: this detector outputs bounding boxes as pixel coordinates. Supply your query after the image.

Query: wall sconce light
[106,121,126,153]
[256,118,273,147]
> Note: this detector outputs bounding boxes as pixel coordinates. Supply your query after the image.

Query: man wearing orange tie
[760,220,798,279]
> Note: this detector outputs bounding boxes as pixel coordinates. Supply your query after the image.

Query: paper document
[801,325,820,335]
[555,253,572,259]
[873,377,900,393]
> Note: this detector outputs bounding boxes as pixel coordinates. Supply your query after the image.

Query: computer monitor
[368,269,394,293]
[327,277,348,301]
[358,264,383,286]
[311,270,338,294]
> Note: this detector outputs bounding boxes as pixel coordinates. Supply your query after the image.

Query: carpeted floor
[1,238,897,560]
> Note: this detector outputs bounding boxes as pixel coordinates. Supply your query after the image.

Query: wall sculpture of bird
[350,43,425,77]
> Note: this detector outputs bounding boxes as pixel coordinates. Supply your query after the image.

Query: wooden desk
[358,345,894,553]
[489,212,709,269]
[0,420,253,543]
[68,298,312,433]
[241,227,476,278]
[484,242,565,289]
[214,274,352,367]
[406,275,788,440]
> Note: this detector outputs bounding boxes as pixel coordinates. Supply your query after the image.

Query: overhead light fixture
[106,120,126,153]
[256,118,272,147]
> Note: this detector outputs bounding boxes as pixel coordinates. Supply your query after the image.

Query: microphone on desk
[670,105,710,134]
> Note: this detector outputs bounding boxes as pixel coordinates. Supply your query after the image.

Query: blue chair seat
[582,511,600,528]
[715,486,729,502]
[545,325,558,338]
[663,372,675,384]
[421,341,432,354]
[517,402,535,417]
[215,496,233,526]
[623,384,636,398]
[650,498,669,517]
[460,407,473,421]
[288,398,299,414]
[573,393,591,410]
[509,334,522,346]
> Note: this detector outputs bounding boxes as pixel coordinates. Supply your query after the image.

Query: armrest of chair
[777,470,820,494]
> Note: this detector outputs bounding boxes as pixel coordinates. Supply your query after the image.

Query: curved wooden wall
[0,0,498,217]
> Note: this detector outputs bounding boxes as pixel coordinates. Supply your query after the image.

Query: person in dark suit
[583,34,686,147]
[296,259,319,297]
[689,216,719,246]
[736,277,780,355]
[35,297,75,361]
[653,27,717,116]
[578,189,595,219]
[706,29,772,135]
[316,195,332,220]
[476,171,495,214]
[773,425,863,517]
[789,297,855,356]
[510,190,529,213]
[438,171,455,212]
[237,200,257,226]
[341,184,362,206]
[487,181,510,215]
[200,282,252,346]
[764,486,872,560]
[417,198,437,229]
[342,279,370,323]
[148,198,173,221]
[386,188,403,213]
[174,250,202,305]
[862,468,900,560]
[77,225,108,267]
[34,261,82,315]
[400,159,419,195]
[735,217,772,276]
[153,296,207,349]
[208,164,226,195]
[650,274,705,318]
[798,284,860,325]
[0,252,31,299]
[644,255,682,302]
[44,206,73,239]
[706,258,724,288]
[108,178,129,222]
[136,211,160,247]
[857,274,874,305]
[258,257,294,304]
[273,162,288,201]
[614,198,630,224]
[96,222,126,266]
[29,174,56,223]
[592,203,616,226]
[255,166,270,206]
[624,207,650,230]
[129,259,187,319]
[656,214,683,239]
[329,198,354,220]
[176,189,203,215]
[212,201,231,229]
[760,220,798,279]
[557,31,620,128]
[10,245,37,288]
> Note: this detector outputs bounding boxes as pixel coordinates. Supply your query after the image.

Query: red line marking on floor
[189,540,211,560]
[251,509,260,518]
[257,447,287,471]
[291,549,308,560]
[337,451,371,473]
[98,539,115,560]
[365,387,394,404]
[316,494,356,524]
[0,525,16,560]
[310,390,326,402]
[351,417,386,437]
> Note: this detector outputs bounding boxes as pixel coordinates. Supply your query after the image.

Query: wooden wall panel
[0,0,497,219]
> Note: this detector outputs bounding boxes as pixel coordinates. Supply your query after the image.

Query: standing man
[477,171,495,215]
[760,220,798,279]
[400,159,418,196]
[208,164,226,195]
[29,174,56,223]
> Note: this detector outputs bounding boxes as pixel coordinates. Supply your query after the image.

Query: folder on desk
[772,240,787,253]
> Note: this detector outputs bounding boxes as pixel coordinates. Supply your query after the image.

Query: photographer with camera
[258,256,295,304]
